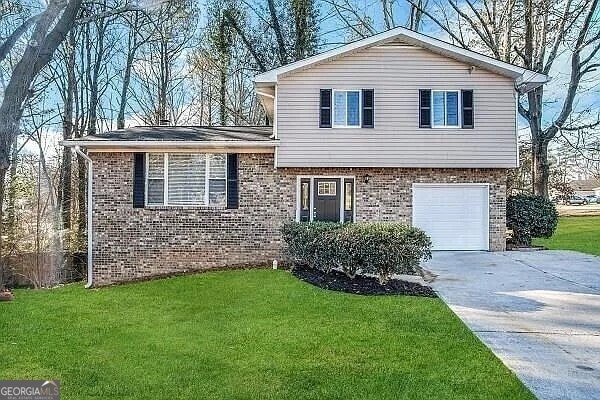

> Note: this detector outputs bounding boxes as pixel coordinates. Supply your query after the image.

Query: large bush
[281,222,432,284]
[506,194,558,246]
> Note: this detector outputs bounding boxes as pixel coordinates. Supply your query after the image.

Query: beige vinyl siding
[276,42,518,168]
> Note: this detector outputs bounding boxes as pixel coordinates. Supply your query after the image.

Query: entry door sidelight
[313,178,341,222]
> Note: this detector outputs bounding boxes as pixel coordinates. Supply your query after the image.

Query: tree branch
[0,14,41,63]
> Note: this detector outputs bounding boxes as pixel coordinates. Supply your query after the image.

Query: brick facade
[91,152,507,286]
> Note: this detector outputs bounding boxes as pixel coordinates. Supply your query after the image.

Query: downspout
[72,146,93,288]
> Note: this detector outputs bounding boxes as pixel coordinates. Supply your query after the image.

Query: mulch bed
[292,266,437,297]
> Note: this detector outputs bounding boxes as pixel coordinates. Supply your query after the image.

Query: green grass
[0,270,533,400]
[534,216,600,256]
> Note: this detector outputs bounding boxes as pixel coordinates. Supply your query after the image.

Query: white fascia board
[253,26,549,90]
[60,140,279,149]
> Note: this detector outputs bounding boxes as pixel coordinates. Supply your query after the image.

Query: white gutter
[72,146,93,289]
[60,140,278,149]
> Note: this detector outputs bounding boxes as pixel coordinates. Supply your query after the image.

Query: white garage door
[412,184,489,251]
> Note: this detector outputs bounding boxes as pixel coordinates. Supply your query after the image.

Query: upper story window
[333,90,361,127]
[320,89,374,128]
[432,90,460,128]
[420,89,473,129]
[146,153,226,207]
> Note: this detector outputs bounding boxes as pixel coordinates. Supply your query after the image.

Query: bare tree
[0,0,82,224]
[130,0,199,125]
[407,0,600,197]
[325,0,430,39]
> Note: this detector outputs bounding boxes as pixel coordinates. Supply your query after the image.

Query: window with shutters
[431,90,461,128]
[145,153,227,207]
[333,90,361,127]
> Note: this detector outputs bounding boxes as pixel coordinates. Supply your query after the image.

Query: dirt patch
[292,267,437,297]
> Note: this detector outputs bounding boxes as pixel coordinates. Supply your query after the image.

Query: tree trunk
[117,41,136,129]
[532,139,550,198]
[527,86,549,198]
[219,66,226,125]
[267,0,288,65]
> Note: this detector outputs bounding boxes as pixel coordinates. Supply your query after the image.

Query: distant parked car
[585,195,600,204]
[567,195,588,205]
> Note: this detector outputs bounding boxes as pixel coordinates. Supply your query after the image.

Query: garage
[412,184,490,251]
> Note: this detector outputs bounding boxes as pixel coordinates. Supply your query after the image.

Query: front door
[313,178,341,222]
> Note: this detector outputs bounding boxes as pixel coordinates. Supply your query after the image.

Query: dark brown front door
[313,178,341,222]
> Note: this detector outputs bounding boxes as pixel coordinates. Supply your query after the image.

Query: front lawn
[0,270,533,400]
[534,216,600,256]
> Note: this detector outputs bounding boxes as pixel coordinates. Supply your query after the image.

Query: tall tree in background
[0,0,82,219]
[327,0,429,38]
[131,0,199,125]
[291,0,319,60]
[407,0,600,198]
[207,0,237,125]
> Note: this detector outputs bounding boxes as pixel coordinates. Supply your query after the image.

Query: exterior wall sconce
[364,174,371,183]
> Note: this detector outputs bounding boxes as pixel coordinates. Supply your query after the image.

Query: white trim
[204,155,210,206]
[309,177,315,221]
[317,181,337,196]
[514,90,520,168]
[295,176,301,221]
[332,89,362,128]
[431,90,461,128]
[163,153,169,205]
[256,90,274,99]
[254,26,548,92]
[273,85,278,139]
[412,183,490,251]
[145,152,227,208]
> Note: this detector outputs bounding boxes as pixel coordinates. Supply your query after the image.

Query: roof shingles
[82,126,273,142]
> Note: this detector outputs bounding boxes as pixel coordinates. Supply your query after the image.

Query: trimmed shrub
[281,222,432,284]
[506,194,558,247]
[280,222,342,269]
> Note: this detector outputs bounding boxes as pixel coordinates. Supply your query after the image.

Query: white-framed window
[333,90,361,127]
[145,153,227,207]
[318,181,337,196]
[432,90,460,128]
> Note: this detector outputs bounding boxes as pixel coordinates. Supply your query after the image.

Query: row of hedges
[281,222,432,284]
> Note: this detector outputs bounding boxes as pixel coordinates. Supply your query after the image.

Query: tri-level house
[62,27,548,287]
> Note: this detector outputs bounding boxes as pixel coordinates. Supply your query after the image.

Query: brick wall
[91,152,507,285]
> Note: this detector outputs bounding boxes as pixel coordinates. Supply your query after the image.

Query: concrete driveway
[424,250,600,400]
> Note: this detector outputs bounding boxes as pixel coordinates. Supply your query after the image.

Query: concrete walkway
[424,251,600,400]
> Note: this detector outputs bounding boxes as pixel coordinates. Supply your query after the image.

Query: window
[146,153,227,206]
[147,154,165,205]
[333,90,361,127]
[432,90,460,128]
[318,181,337,196]
[344,182,353,211]
[301,182,309,210]
[208,154,226,207]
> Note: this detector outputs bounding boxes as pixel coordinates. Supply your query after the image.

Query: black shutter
[462,90,474,129]
[362,89,374,128]
[133,153,145,208]
[419,89,431,128]
[226,153,239,209]
[319,89,332,128]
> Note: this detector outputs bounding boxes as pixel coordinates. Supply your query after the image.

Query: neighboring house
[62,27,547,286]
[570,179,600,197]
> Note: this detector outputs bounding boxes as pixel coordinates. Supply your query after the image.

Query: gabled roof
[254,26,548,93]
